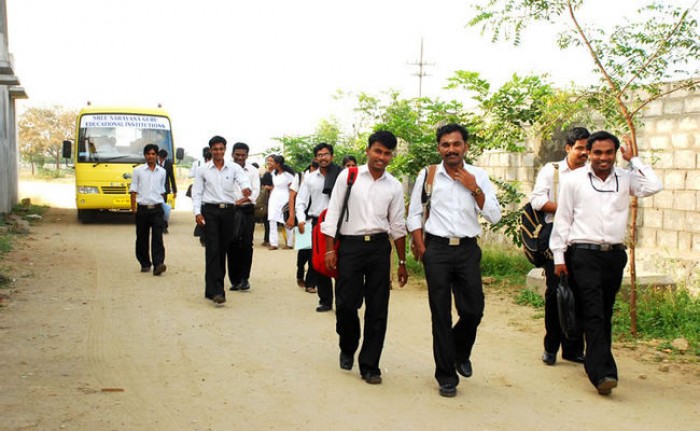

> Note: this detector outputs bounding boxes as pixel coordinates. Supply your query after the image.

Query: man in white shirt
[296,143,337,312]
[407,123,501,397]
[192,136,252,306]
[321,131,408,385]
[530,127,589,366]
[550,131,662,396]
[129,144,168,276]
[227,142,261,292]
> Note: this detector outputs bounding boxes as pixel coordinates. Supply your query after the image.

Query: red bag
[311,166,358,278]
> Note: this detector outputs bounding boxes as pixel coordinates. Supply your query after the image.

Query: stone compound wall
[476,85,700,286]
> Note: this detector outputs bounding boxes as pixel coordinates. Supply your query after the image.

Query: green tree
[469,0,700,334]
[18,105,77,175]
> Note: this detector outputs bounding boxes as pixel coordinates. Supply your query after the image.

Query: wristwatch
[471,186,483,197]
[398,260,406,265]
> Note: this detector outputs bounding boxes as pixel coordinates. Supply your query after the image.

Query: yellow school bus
[62,106,182,222]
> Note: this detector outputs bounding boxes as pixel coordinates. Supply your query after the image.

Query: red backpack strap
[346,166,358,185]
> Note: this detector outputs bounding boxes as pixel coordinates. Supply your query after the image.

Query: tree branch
[619,7,690,96]
[566,0,632,127]
[629,79,700,118]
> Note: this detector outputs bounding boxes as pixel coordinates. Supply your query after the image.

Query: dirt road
[1,196,699,430]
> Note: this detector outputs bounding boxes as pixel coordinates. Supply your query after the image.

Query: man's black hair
[436,123,469,143]
[208,135,227,147]
[157,149,168,158]
[143,144,159,155]
[587,131,620,151]
[313,142,334,156]
[232,142,249,153]
[368,130,397,150]
[566,127,591,147]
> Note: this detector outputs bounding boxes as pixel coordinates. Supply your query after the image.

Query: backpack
[520,163,559,267]
[311,166,359,278]
[409,164,437,260]
[520,202,553,267]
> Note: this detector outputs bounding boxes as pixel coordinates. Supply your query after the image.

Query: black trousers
[569,248,627,387]
[543,259,584,356]
[201,205,236,299]
[308,217,332,306]
[227,205,255,285]
[335,237,391,376]
[296,249,313,285]
[423,236,483,386]
[135,205,165,269]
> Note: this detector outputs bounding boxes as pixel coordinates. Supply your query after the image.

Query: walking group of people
[128,122,662,398]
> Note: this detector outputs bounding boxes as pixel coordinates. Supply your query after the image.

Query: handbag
[556,274,581,340]
[282,202,297,226]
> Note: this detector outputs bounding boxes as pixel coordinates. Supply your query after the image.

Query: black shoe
[239,279,250,291]
[163,227,169,234]
[339,351,354,370]
[361,373,382,385]
[542,351,557,366]
[153,264,167,276]
[455,359,473,378]
[596,377,618,395]
[212,295,226,305]
[229,284,240,291]
[562,353,585,364]
[316,304,332,312]
[140,266,151,273]
[439,384,457,398]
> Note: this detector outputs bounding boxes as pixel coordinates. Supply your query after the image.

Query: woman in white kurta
[267,155,295,249]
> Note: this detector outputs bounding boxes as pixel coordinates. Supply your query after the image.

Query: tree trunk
[629,197,639,336]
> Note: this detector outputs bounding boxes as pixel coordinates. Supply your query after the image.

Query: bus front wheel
[77,209,97,223]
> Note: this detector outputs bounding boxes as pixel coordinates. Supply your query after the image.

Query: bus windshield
[77,113,173,163]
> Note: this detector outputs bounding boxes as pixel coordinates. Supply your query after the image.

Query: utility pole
[408,37,433,98]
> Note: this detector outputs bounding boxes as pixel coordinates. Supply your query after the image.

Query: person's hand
[620,135,634,162]
[298,221,306,234]
[397,264,408,287]
[554,263,568,277]
[410,240,425,262]
[324,249,337,273]
[195,214,206,226]
[235,198,248,206]
[242,188,252,197]
[285,216,295,229]
[454,167,477,192]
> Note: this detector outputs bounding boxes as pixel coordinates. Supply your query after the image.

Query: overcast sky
[7,0,696,160]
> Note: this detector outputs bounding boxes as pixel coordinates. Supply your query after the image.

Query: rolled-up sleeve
[477,171,502,225]
[388,182,407,240]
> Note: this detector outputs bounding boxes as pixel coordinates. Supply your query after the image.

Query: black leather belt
[137,203,162,209]
[425,233,476,246]
[204,203,235,209]
[341,233,389,242]
[571,243,626,252]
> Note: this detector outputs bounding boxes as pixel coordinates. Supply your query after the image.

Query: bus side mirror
[176,147,184,162]
[62,140,72,159]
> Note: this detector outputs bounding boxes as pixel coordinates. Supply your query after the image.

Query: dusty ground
[0,182,698,430]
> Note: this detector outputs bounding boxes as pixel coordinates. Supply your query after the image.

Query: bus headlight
[78,186,100,194]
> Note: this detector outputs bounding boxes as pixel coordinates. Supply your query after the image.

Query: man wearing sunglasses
[550,131,662,396]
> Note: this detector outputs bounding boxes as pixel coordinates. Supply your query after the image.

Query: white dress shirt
[550,157,663,264]
[192,160,251,216]
[129,164,166,205]
[233,161,261,206]
[529,158,577,224]
[406,162,501,237]
[321,165,406,240]
[296,169,331,219]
